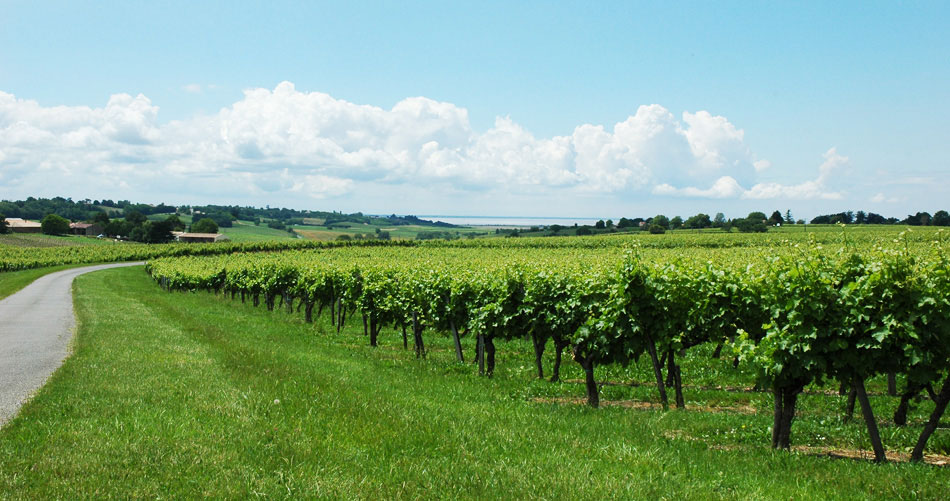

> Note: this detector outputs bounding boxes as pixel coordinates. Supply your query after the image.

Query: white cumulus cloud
[655,147,848,201]
[0,82,857,207]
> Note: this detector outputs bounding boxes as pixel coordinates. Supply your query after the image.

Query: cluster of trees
[609,211,776,235]
[0,197,183,222]
[0,197,114,221]
[415,230,463,240]
[336,229,392,241]
[810,210,950,226]
[385,214,457,228]
[92,211,184,243]
[24,210,203,243]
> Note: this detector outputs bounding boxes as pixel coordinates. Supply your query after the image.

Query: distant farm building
[69,223,104,236]
[6,218,42,233]
[175,232,229,243]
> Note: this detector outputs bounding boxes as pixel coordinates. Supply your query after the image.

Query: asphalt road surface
[0,262,143,427]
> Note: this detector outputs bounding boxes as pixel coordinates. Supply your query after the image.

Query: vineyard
[0,238,414,272]
[143,227,950,464]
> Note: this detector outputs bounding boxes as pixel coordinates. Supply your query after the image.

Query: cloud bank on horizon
[1,82,849,212]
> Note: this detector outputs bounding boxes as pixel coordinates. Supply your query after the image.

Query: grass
[0,267,948,498]
[0,264,92,301]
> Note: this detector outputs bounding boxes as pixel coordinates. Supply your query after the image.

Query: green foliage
[191,218,219,234]
[651,215,670,229]
[124,210,147,225]
[0,214,8,235]
[164,214,186,232]
[769,210,784,226]
[92,211,111,224]
[207,211,234,228]
[5,267,947,498]
[142,220,175,244]
[41,214,71,235]
[684,213,711,229]
[143,229,950,456]
[734,218,768,233]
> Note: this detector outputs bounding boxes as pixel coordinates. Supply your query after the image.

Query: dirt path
[0,262,143,427]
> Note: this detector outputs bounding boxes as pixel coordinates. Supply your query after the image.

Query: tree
[713,213,726,228]
[105,220,134,237]
[93,211,110,224]
[933,210,950,226]
[41,214,71,235]
[735,218,768,233]
[141,220,174,244]
[594,220,606,229]
[164,214,186,231]
[769,211,784,226]
[902,212,932,226]
[124,210,147,225]
[0,214,8,234]
[784,210,794,224]
[855,210,867,224]
[652,215,670,230]
[684,213,711,229]
[207,211,234,228]
[648,224,666,234]
[191,217,219,234]
[748,211,767,222]
[830,211,854,224]
[670,216,683,230]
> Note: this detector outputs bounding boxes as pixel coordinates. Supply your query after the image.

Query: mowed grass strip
[0,264,93,301]
[0,267,947,499]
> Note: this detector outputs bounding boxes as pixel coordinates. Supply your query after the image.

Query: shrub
[41,214,71,235]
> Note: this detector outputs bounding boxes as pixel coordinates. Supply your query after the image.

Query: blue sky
[1,1,947,219]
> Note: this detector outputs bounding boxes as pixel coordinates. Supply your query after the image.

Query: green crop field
[0,233,117,248]
[2,226,949,498]
[1,266,948,498]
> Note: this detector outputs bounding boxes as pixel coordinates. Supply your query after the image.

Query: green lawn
[1,267,947,498]
[0,264,92,301]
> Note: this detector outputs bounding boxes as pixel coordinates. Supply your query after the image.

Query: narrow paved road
[0,262,143,427]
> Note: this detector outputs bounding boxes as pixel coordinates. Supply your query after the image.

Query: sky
[1,1,948,220]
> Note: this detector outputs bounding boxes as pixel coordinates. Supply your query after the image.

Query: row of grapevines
[145,236,950,462]
[0,238,412,272]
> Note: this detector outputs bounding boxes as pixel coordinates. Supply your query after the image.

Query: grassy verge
[0,267,947,498]
[0,264,90,301]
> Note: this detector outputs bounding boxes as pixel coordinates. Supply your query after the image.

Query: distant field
[0,233,118,248]
[221,220,298,242]
[145,213,483,241]
[294,221,486,241]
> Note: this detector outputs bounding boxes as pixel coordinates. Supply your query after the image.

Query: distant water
[418,215,607,227]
